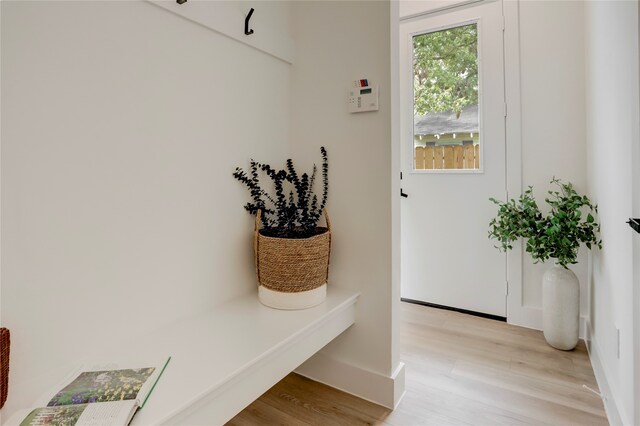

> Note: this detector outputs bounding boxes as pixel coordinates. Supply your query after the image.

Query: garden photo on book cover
[47,368,155,406]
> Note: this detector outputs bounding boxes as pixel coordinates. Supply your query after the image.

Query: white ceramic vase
[542,264,579,350]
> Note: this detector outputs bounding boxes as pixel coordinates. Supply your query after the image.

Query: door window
[413,23,481,171]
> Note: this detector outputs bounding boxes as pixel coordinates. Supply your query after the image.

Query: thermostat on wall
[348,79,379,113]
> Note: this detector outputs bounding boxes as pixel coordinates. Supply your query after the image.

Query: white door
[400,1,507,317]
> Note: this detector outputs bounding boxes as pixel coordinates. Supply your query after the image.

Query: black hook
[176,0,187,4]
[245,8,255,35]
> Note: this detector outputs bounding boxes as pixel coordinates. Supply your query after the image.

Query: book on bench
[16,357,170,426]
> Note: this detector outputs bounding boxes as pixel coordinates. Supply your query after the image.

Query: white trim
[400,0,493,22]
[146,1,294,64]
[390,0,404,381]
[502,0,527,328]
[506,305,589,339]
[295,352,406,410]
[633,4,640,422]
[634,218,640,425]
[409,168,484,175]
[586,321,626,426]
[634,218,640,426]
[391,363,407,409]
[408,17,479,37]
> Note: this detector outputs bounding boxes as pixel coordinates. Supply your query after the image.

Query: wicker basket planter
[254,210,331,309]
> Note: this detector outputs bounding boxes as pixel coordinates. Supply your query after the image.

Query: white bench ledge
[130,286,359,425]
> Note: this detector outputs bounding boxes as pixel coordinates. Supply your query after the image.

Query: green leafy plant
[489,178,602,268]
[233,147,328,239]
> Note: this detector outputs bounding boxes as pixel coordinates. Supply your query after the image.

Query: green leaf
[488,178,602,264]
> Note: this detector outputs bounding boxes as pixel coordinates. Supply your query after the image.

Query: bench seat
[131,287,359,425]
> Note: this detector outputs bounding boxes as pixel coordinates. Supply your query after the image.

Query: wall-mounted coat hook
[245,8,255,35]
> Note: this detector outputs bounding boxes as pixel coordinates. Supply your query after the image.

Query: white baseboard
[508,305,588,339]
[295,352,406,409]
[585,321,625,426]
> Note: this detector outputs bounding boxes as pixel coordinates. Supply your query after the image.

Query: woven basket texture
[0,328,9,409]
[254,210,331,293]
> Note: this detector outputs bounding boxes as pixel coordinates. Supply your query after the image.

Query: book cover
[16,357,170,426]
[47,368,156,406]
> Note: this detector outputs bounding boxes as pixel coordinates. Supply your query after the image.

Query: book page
[19,401,136,426]
[76,401,137,426]
[47,369,155,407]
[45,357,170,408]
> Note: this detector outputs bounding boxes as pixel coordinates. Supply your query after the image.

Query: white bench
[7,287,358,425]
[128,287,359,425]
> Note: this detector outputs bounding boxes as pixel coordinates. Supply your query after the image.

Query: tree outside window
[413,23,478,119]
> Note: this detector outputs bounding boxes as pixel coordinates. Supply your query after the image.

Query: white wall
[290,1,403,408]
[518,0,589,316]
[1,0,291,420]
[584,1,639,424]
[148,0,295,64]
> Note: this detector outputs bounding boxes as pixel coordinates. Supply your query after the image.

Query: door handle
[628,218,640,234]
[401,189,408,198]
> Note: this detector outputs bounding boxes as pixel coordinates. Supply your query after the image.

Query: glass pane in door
[413,23,480,171]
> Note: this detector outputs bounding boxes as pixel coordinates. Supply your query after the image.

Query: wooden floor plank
[452,360,605,417]
[227,302,607,425]
[263,375,389,425]
[393,380,545,426]
[406,366,606,425]
[226,399,311,426]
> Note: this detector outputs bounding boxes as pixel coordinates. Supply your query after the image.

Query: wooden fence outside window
[414,144,480,170]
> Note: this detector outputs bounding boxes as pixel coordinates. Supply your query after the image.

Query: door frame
[501,0,526,328]
[393,0,527,326]
[633,4,640,422]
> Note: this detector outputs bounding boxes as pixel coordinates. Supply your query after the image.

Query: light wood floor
[227,302,608,425]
